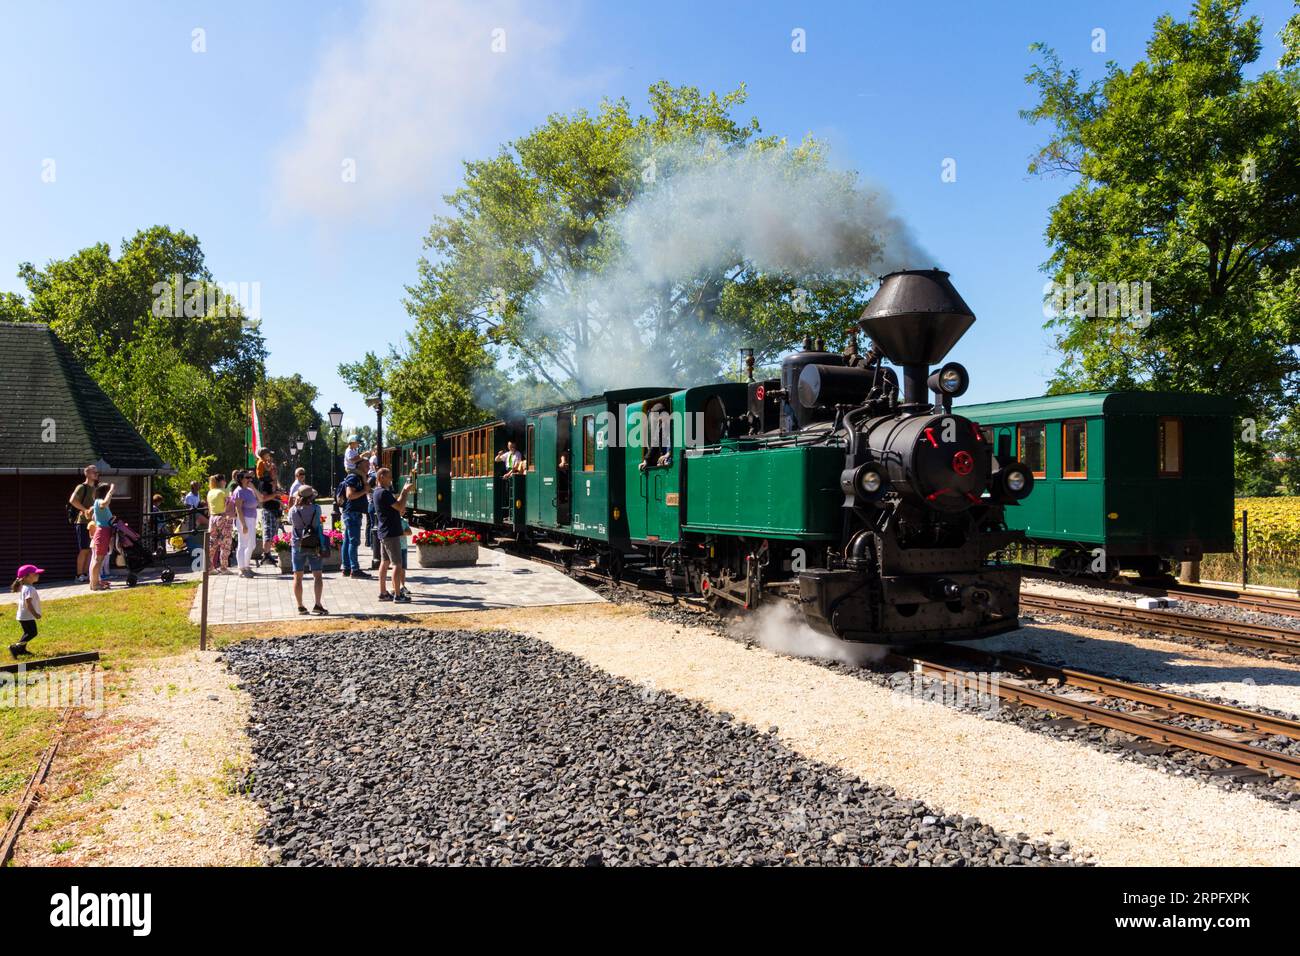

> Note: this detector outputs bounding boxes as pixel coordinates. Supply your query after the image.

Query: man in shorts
[68,464,99,582]
[371,467,416,603]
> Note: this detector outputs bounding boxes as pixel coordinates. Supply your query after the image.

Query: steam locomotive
[397,269,1034,645]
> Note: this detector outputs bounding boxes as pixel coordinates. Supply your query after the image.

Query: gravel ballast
[225,627,1074,866]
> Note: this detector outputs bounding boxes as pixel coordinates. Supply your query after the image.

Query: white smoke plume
[729,599,891,667]
[520,136,928,396]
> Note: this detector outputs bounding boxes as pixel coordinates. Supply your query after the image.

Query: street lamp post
[328,403,344,493]
[307,420,319,487]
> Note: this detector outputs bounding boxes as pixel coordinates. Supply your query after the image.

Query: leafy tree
[9,226,269,496]
[1022,0,1300,474]
[398,81,883,430]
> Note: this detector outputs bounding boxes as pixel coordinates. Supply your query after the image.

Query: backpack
[298,504,322,552]
[68,483,91,525]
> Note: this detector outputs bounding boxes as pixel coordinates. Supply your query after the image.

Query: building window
[1158,417,1182,477]
[526,424,535,472]
[1017,423,1046,478]
[1062,420,1087,478]
[582,416,595,472]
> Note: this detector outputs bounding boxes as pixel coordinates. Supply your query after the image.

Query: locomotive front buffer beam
[797,566,1022,645]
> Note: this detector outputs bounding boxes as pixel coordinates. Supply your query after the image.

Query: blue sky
[2,0,1295,427]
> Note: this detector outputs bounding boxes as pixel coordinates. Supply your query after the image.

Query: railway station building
[0,322,173,580]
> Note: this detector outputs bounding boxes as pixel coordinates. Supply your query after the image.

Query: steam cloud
[521,137,928,396]
[729,599,890,667]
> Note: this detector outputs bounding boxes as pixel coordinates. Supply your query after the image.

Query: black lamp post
[307,420,319,487]
[328,403,344,491]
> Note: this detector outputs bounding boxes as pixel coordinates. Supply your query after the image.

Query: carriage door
[556,410,573,527]
[538,413,557,528]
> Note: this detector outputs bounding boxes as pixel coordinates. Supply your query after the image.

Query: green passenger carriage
[957,391,1235,576]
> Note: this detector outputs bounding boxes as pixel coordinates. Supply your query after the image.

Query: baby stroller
[109,517,176,586]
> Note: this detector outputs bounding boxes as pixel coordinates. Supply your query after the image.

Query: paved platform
[188,545,604,625]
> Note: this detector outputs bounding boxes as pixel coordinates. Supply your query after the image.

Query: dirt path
[14,651,262,866]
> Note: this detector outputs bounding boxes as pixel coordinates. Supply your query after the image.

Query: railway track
[1018,564,1300,618]
[1020,591,1300,655]
[497,543,1300,784]
[899,647,1300,782]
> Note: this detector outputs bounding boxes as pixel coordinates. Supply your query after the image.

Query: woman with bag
[288,486,329,616]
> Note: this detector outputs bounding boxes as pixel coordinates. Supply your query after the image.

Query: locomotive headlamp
[994,461,1034,501]
[927,361,970,398]
[840,464,887,504]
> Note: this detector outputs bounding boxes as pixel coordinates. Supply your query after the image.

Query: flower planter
[417,542,478,568]
[322,549,341,571]
[277,550,292,574]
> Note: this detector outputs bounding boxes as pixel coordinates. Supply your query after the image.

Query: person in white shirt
[10,563,43,659]
[343,436,361,474]
[289,467,307,500]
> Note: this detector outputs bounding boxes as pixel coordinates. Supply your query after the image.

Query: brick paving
[188,541,604,625]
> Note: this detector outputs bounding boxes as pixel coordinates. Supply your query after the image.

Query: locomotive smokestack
[858,269,975,405]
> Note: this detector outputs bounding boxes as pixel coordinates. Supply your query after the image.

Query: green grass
[13,582,201,665]
[0,709,61,826]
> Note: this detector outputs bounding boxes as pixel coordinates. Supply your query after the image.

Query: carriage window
[526,424,535,472]
[582,416,595,472]
[1158,418,1182,477]
[1062,420,1087,478]
[1017,423,1046,478]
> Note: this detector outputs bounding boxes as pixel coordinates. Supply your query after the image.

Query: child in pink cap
[10,564,43,658]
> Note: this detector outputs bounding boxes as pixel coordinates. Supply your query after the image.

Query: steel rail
[1020,592,1300,654]
[893,653,1300,780]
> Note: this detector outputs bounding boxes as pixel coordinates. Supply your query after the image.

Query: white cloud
[273,0,571,221]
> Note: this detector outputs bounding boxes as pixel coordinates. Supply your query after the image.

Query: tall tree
[1022,0,1300,472]
[9,226,269,495]
[397,81,889,433]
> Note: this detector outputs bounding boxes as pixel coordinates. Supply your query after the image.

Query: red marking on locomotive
[952,450,974,476]
[755,385,765,401]
[923,427,939,448]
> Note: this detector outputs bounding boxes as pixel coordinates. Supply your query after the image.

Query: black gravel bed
[624,592,1300,808]
[224,627,1081,866]
[1029,578,1300,636]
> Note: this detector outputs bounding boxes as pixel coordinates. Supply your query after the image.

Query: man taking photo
[372,466,416,603]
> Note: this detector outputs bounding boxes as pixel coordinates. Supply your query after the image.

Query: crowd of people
[11,442,414,654]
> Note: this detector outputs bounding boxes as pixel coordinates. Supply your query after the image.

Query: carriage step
[537,541,578,553]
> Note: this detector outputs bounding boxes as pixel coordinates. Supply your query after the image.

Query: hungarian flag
[250,398,263,458]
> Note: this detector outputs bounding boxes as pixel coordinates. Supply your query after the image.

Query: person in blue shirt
[371,467,416,603]
[338,458,372,578]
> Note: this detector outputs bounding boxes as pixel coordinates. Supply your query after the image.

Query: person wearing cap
[287,486,329,616]
[10,564,43,658]
[343,436,362,475]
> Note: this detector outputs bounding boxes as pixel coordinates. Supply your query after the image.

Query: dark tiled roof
[0,322,171,473]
